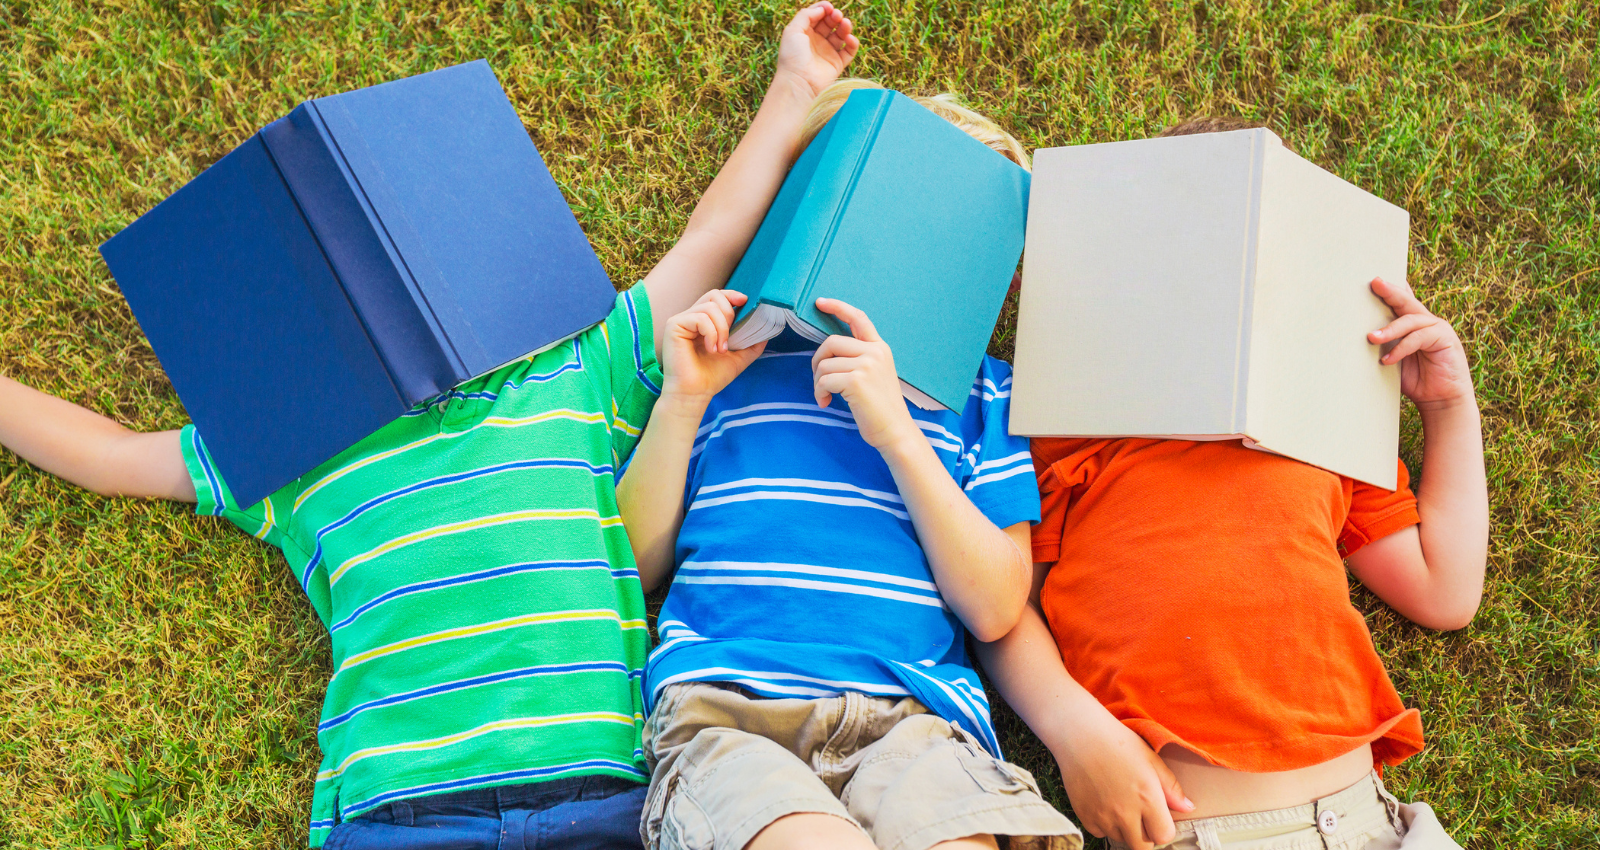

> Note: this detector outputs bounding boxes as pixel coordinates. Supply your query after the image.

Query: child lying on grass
[978,119,1487,850]
[617,79,1080,850]
[0,5,858,848]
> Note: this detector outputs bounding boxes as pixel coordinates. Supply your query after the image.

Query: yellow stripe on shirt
[327,508,623,586]
[294,409,607,511]
[336,608,633,673]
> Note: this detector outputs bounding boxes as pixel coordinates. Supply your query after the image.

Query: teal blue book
[725,88,1030,411]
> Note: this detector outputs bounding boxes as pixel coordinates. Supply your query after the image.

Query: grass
[0,0,1595,846]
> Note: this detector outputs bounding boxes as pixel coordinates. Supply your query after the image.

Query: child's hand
[1367,277,1475,410]
[662,290,765,407]
[810,298,919,450]
[1053,712,1192,850]
[774,2,859,98]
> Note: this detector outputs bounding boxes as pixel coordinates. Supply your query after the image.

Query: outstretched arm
[640,2,858,353]
[1346,277,1487,631]
[0,374,194,501]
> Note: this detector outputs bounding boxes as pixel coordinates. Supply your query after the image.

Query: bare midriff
[1162,743,1374,820]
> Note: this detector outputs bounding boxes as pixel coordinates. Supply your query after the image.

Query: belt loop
[1193,820,1223,850]
[392,799,414,827]
[1372,771,1406,838]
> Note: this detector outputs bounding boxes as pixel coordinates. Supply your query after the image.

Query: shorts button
[1318,809,1339,834]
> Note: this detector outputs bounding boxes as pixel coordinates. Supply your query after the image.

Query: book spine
[307,99,486,381]
[1231,129,1269,433]
[267,103,463,404]
[794,93,895,335]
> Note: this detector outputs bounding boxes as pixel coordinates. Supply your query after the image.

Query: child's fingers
[825,15,853,50]
[1368,312,1433,346]
[814,297,882,342]
[733,340,767,369]
[1139,806,1174,849]
[690,314,715,351]
[812,355,862,378]
[1370,276,1426,317]
[1115,816,1154,850]
[810,333,871,373]
[700,301,731,353]
[1381,323,1448,365]
[705,288,741,323]
[815,371,851,407]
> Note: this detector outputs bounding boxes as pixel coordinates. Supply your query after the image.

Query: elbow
[966,598,1027,644]
[1410,592,1483,632]
[967,619,1012,644]
[1420,600,1481,632]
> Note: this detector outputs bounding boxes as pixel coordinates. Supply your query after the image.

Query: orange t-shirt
[1031,438,1424,773]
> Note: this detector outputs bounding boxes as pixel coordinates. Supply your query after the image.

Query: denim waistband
[354,774,645,825]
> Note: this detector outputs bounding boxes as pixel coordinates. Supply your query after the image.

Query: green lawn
[1,0,1595,846]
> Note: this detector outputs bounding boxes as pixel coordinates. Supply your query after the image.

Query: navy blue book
[724,88,1030,411]
[100,60,616,506]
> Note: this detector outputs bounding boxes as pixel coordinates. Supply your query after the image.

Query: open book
[725,88,1031,412]
[1011,128,1407,488]
[100,60,616,505]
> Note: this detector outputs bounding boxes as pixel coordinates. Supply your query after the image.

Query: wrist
[767,68,821,106]
[1413,391,1479,416]
[875,421,930,463]
[655,389,714,421]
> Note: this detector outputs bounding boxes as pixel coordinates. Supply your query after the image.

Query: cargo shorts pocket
[643,760,717,850]
[951,728,1038,796]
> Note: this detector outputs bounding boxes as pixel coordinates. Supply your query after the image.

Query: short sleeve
[602,285,663,468]
[1029,439,1111,563]
[956,359,1039,531]
[179,424,305,559]
[1338,458,1421,557]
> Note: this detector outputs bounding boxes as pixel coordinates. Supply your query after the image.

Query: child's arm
[639,2,857,356]
[1345,277,1487,631]
[974,565,1192,850]
[617,291,766,590]
[809,299,1031,640]
[0,374,194,501]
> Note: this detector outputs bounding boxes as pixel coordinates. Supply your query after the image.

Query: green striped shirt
[180,287,660,847]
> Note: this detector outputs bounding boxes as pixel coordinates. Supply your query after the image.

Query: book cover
[99,60,616,506]
[725,88,1031,412]
[1011,128,1406,489]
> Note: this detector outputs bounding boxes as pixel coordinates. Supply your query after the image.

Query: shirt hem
[1121,708,1425,773]
[333,757,648,825]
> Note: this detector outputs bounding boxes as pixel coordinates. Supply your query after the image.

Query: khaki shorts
[641,682,1082,850]
[1112,771,1463,850]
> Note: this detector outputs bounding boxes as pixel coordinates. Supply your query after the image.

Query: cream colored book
[1011,128,1407,489]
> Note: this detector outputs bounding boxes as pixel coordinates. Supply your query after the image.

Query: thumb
[1156,760,1194,814]
[733,340,767,369]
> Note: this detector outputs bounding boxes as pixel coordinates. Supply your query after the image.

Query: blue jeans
[324,774,648,850]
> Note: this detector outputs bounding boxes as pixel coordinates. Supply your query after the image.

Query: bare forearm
[616,393,709,591]
[0,374,193,501]
[1416,396,1489,611]
[682,72,816,256]
[642,73,818,330]
[879,434,1029,640]
[975,603,1104,752]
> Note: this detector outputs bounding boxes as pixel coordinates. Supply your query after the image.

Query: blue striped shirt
[642,330,1038,754]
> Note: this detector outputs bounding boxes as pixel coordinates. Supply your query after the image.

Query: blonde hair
[797,78,1030,171]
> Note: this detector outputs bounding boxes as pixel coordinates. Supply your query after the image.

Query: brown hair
[1158,116,1265,138]
[797,78,1030,170]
